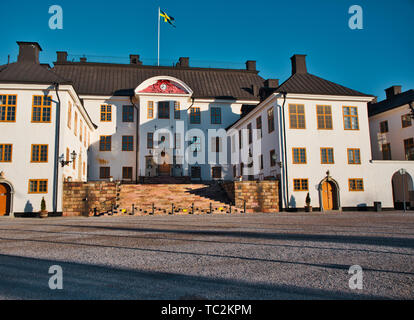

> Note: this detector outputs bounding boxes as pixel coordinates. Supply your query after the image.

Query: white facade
[369,103,414,161]
[228,91,414,210]
[83,76,257,182]
[0,83,94,216]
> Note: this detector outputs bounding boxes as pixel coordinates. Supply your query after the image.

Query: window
[174,101,180,119]
[380,120,388,133]
[122,167,133,180]
[122,136,134,151]
[191,166,201,178]
[122,105,134,122]
[28,179,48,193]
[293,148,306,164]
[321,148,334,164]
[247,123,252,144]
[79,120,83,142]
[240,163,244,175]
[191,136,201,152]
[66,148,70,162]
[211,107,221,124]
[404,138,414,160]
[99,136,111,151]
[158,101,170,119]
[0,94,17,122]
[0,144,12,162]
[100,105,112,122]
[293,179,309,191]
[343,106,359,130]
[267,108,275,133]
[147,132,153,149]
[73,112,78,136]
[231,135,236,153]
[347,148,361,164]
[233,165,237,177]
[31,144,48,162]
[174,133,181,149]
[99,167,110,179]
[83,162,86,176]
[212,166,222,179]
[147,101,154,119]
[402,114,412,128]
[260,154,264,170]
[289,104,306,129]
[349,179,364,191]
[382,143,392,160]
[256,116,262,139]
[270,149,276,167]
[84,126,87,148]
[32,95,51,123]
[239,130,242,149]
[190,107,201,124]
[211,137,221,152]
[317,105,332,129]
[67,101,72,128]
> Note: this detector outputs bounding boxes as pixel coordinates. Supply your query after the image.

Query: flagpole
[158,7,160,66]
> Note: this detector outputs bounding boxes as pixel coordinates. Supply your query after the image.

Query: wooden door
[0,184,7,216]
[322,181,334,210]
[159,163,171,176]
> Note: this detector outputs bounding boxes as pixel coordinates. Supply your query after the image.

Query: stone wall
[223,181,279,213]
[62,181,117,216]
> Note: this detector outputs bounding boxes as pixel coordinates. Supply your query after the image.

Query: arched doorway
[391,170,413,210]
[158,150,171,176]
[318,175,340,211]
[0,183,11,216]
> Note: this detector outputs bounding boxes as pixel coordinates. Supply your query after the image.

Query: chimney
[246,60,256,71]
[264,79,279,88]
[17,41,42,64]
[80,57,87,63]
[177,57,190,68]
[290,54,307,75]
[251,84,259,97]
[130,54,142,65]
[56,51,68,63]
[385,86,402,99]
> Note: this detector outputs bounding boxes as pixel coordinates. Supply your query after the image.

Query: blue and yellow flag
[160,9,176,28]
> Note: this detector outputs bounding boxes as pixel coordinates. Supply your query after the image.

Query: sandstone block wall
[63,181,117,216]
[223,180,279,213]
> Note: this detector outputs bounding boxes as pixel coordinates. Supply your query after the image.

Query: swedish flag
[160,9,176,28]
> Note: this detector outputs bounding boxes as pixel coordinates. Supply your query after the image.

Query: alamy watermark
[348,5,363,30]
[48,265,63,290]
[348,265,363,290]
[49,5,63,30]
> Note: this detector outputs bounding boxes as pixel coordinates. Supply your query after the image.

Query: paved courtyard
[0,211,413,299]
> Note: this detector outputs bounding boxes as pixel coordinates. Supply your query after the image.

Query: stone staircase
[118,183,242,215]
[141,176,191,184]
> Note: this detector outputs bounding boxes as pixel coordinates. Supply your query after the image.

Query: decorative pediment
[139,80,188,94]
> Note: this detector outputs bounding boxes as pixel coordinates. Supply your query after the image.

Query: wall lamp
[59,150,77,167]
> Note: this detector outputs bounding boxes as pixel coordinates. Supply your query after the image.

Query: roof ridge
[53,61,260,74]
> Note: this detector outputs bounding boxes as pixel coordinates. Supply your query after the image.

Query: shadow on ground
[0,254,388,300]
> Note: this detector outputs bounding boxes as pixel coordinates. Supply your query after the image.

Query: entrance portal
[391,170,413,210]
[0,183,11,216]
[319,177,340,211]
[159,163,171,176]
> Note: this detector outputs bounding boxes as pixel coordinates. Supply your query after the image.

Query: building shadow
[0,253,390,300]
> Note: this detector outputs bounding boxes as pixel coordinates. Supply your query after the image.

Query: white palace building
[0,41,413,216]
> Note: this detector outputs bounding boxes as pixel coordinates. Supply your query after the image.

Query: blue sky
[1,0,413,100]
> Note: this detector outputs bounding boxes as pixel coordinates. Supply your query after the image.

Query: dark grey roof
[0,62,71,85]
[368,89,414,117]
[52,62,265,100]
[226,71,372,130]
[274,72,372,97]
